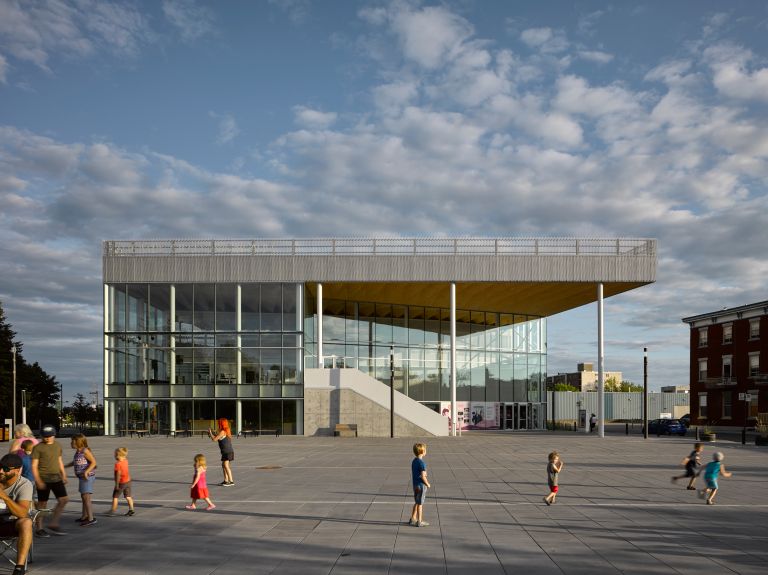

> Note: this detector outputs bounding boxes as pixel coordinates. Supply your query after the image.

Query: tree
[554,383,579,392]
[0,300,60,429]
[72,393,91,429]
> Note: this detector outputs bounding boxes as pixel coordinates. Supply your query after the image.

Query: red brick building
[682,301,768,427]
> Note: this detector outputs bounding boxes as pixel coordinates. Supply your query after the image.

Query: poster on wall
[440,402,502,430]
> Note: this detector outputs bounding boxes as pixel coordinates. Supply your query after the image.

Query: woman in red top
[208,418,235,486]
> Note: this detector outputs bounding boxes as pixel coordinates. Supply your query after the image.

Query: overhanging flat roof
[103,238,657,317]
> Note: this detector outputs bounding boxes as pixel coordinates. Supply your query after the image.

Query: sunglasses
[1,466,19,472]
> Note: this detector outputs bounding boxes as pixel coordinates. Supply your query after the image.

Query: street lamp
[11,345,17,429]
[21,388,27,425]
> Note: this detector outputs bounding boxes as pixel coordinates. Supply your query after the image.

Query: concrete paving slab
[10,432,767,574]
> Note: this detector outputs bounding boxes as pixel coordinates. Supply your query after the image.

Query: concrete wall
[304,368,449,437]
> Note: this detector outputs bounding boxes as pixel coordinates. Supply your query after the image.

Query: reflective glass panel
[261,284,282,331]
[216,285,237,331]
[148,284,171,331]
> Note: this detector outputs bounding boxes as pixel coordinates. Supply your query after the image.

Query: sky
[1,0,767,404]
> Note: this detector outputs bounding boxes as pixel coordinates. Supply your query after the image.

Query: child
[698,451,732,505]
[108,447,135,517]
[672,442,703,490]
[543,451,564,506]
[19,439,35,484]
[408,443,430,527]
[64,434,98,526]
[186,454,215,511]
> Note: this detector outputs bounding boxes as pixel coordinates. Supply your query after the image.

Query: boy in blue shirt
[409,443,431,527]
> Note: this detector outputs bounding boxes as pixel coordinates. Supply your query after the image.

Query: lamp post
[643,347,648,439]
[389,346,395,439]
[21,388,27,425]
[11,345,17,430]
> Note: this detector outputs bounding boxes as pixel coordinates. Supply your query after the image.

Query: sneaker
[706,499,715,505]
[223,481,234,487]
[543,497,551,506]
[417,521,430,527]
[81,519,98,527]
[205,504,216,511]
[35,529,50,538]
[407,518,417,526]
[46,526,67,536]
[219,481,229,486]
[185,504,196,510]
[12,564,27,575]
[125,510,135,516]
[686,486,697,490]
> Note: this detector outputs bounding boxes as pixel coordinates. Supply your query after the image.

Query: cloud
[0,53,7,83]
[162,0,216,42]
[293,106,338,130]
[703,43,768,102]
[520,27,569,53]
[209,112,240,145]
[0,0,153,72]
[268,0,311,25]
[578,50,613,64]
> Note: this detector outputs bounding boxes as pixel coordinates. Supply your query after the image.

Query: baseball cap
[0,453,23,469]
[41,425,56,437]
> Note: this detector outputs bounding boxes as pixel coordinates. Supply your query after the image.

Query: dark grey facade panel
[103,254,656,283]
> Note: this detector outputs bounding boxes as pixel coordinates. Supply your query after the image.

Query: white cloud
[209,112,240,145]
[703,43,768,102]
[0,0,153,71]
[520,27,569,53]
[391,5,473,69]
[578,50,613,64]
[162,0,215,42]
[293,106,338,130]
[0,53,7,83]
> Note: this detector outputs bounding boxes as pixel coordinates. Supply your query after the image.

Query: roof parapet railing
[104,238,656,257]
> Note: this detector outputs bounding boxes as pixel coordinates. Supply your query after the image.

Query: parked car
[648,419,687,436]
[679,413,691,427]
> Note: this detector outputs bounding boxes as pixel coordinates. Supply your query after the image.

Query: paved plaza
[12,431,768,575]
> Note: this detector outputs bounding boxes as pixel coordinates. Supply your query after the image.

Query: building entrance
[503,402,543,430]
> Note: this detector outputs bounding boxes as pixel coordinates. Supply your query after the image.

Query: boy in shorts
[108,447,135,516]
[698,452,732,505]
[31,425,68,536]
[672,442,703,490]
[408,443,431,527]
[543,451,564,506]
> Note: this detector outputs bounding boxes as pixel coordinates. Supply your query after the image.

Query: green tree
[554,383,579,392]
[0,300,60,429]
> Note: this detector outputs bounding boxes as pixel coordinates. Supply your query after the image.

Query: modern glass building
[103,238,657,436]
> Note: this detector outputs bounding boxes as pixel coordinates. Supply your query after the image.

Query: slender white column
[237,284,242,383]
[450,282,457,437]
[597,283,605,438]
[236,400,242,436]
[103,284,110,433]
[317,283,323,368]
[170,285,176,433]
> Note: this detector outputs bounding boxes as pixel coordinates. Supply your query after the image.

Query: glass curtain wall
[105,283,304,434]
[311,297,546,406]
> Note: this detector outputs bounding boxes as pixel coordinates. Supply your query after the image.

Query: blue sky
[1,0,767,403]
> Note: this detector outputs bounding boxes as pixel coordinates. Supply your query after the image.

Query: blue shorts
[79,475,96,494]
[706,478,718,490]
[413,484,427,505]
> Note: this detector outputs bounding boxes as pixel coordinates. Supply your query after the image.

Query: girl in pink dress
[186,454,215,510]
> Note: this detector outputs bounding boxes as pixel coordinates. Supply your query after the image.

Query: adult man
[31,425,68,536]
[0,453,33,575]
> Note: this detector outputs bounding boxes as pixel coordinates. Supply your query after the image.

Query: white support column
[236,284,242,436]
[317,283,323,369]
[236,400,242,436]
[103,284,110,433]
[597,283,605,438]
[450,282,457,437]
[170,284,176,433]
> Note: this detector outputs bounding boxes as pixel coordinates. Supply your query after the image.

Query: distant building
[660,385,689,393]
[682,301,767,427]
[546,363,623,392]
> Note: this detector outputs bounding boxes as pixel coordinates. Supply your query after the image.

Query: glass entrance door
[504,404,515,430]
[517,403,528,429]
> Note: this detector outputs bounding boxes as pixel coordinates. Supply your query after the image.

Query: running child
[408,443,430,527]
[543,451,564,506]
[672,442,703,490]
[698,451,732,505]
[108,447,135,516]
[186,454,215,511]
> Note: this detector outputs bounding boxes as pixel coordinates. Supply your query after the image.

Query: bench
[334,424,358,437]
[119,429,150,438]
[239,429,280,437]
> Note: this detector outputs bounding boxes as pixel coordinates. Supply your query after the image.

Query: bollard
[573,421,576,432]
[625,422,629,435]
[742,428,746,445]
[696,426,700,441]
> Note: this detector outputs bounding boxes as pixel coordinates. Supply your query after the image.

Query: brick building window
[723,323,733,344]
[749,389,759,418]
[750,319,760,339]
[698,393,707,419]
[698,327,708,347]
[698,358,707,381]
[749,353,760,377]
[722,392,732,418]
[722,356,732,380]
